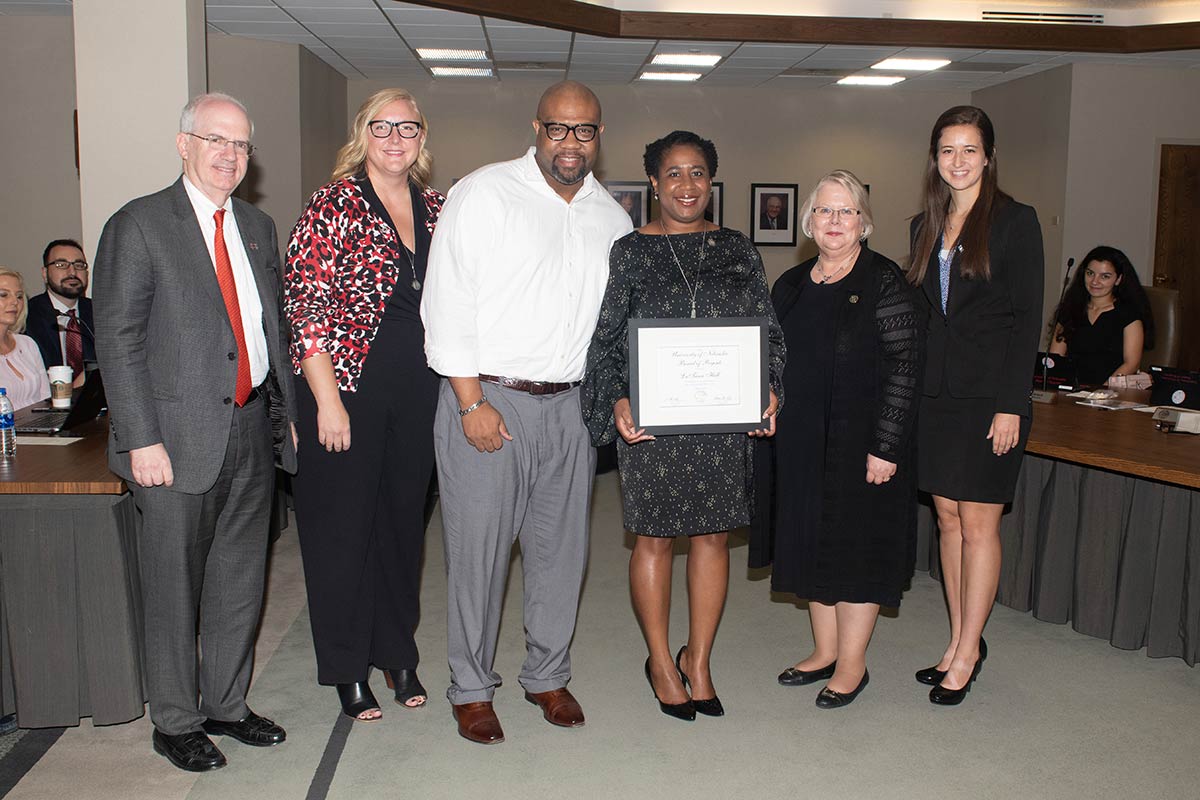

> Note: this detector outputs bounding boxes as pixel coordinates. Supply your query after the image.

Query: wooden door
[1153,144,1200,370]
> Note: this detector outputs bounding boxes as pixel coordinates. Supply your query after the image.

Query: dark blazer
[759,212,784,230]
[24,292,96,369]
[912,198,1044,416]
[93,177,298,494]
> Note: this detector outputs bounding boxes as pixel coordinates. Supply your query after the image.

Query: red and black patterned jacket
[284,177,444,391]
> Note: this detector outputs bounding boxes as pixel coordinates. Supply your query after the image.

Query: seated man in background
[26,238,95,386]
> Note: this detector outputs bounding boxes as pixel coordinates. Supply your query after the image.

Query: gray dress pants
[433,380,595,705]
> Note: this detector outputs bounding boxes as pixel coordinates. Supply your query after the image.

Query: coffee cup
[47,366,73,408]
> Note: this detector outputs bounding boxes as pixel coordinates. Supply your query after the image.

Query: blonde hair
[0,267,29,333]
[331,88,432,187]
[800,169,875,241]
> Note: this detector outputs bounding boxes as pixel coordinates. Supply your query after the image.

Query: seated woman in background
[1049,245,1155,385]
[0,267,50,410]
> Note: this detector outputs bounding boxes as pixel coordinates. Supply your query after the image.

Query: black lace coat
[750,247,922,606]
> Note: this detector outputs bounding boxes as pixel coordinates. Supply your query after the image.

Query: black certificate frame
[628,316,769,435]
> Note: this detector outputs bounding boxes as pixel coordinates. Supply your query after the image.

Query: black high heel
[929,657,983,706]
[384,669,427,708]
[336,681,381,721]
[644,658,695,721]
[675,646,724,717]
[915,636,987,686]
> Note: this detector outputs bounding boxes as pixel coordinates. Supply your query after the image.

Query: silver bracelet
[458,396,487,417]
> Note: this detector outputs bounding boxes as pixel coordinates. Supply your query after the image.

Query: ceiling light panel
[638,71,702,82]
[838,75,906,85]
[651,53,722,67]
[872,58,951,71]
[431,66,494,77]
[417,48,488,60]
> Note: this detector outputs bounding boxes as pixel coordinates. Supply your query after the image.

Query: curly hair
[1051,245,1156,350]
[642,130,718,179]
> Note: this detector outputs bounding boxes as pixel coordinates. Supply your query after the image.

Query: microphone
[1037,256,1075,397]
[56,308,96,342]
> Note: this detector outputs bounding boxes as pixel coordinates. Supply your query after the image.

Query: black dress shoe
[384,669,428,708]
[815,670,870,709]
[337,681,381,721]
[675,646,724,717]
[916,637,987,686]
[152,729,226,772]
[929,658,983,706]
[644,658,695,721]
[202,711,286,746]
[778,660,837,686]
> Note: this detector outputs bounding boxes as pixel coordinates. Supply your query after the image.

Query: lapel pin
[849,294,859,304]
[248,242,258,251]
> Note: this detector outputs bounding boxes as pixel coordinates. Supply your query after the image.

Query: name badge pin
[849,294,859,304]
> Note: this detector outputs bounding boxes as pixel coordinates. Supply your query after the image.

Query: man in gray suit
[93,92,297,773]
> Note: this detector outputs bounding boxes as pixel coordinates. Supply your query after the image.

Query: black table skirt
[916,454,1200,666]
[0,493,146,727]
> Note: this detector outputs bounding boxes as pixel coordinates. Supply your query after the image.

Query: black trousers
[292,318,437,685]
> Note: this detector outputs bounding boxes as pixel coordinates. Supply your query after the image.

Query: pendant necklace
[816,249,857,284]
[662,219,707,318]
[399,243,421,290]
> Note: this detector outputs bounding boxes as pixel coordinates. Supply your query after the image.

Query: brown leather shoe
[524,687,585,728]
[451,702,504,744]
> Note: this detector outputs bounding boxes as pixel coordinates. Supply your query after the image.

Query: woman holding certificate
[767,171,921,709]
[908,106,1043,706]
[583,130,785,722]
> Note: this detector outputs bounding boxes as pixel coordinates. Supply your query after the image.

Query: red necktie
[213,209,252,406]
[64,308,83,375]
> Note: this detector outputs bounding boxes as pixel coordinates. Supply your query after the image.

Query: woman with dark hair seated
[1048,245,1155,385]
[583,130,785,721]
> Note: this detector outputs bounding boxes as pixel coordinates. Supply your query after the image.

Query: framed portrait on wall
[750,183,797,246]
[705,181,723,228]
[606,182,651,228]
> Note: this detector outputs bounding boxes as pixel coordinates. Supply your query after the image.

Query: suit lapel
[169,179,231,322]
[232,200,283,359]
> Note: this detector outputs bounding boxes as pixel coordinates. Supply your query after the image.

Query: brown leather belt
[479,374,580,396]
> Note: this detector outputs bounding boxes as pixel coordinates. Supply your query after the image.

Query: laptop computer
[1033,352,1078,391]
[1149,366,1200,411]
[14,370,107,435]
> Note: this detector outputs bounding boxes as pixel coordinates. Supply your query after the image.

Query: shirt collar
[47,291,76,313]
[182,174,234,220]
[519,146,597,204]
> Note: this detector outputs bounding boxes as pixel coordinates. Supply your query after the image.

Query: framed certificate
[628,317,769,435]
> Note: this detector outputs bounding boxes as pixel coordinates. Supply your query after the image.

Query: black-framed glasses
[46,260,89,272]
[186,132,255,156]
[539,121,598,143]
[368,120,422,139]
[812,207,861,220]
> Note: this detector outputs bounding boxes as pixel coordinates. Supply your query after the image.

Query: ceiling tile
[306,22,400,38]
[382,7,483,26]
[285,7,384,24]
[206,6,291,23]
[275,0,378,8]
[733,43,822,59]
[210,20,309,36]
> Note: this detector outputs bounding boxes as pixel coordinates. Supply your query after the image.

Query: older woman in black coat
[764,170,921,708]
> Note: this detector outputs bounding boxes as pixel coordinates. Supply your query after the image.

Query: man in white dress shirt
[421,81,632,745]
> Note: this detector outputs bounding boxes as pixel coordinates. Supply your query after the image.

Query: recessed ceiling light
[431,66,493,78]
[872,58,951,71]
[638,71,702,82]
[417,48,488,61]
[837,75,906,86]
[651,53,721,67]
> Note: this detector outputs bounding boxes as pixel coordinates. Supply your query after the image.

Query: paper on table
[14,436,84,445]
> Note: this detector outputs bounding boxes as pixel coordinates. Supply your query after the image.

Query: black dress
[766,249,921,607]
[582,228,786,537]
[1065,303,1139,385]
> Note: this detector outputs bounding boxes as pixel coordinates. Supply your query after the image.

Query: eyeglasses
[368,120,422,139]
[46,260,89,272]
[812,207,861,220]
[539,121,599,143]
[186,132,255,156]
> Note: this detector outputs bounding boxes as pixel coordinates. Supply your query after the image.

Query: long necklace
[661,219,707,318]
[399,243,420,290]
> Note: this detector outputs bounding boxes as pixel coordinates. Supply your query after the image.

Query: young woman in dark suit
[908,106,1043,705]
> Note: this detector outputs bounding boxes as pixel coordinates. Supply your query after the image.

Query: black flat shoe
[644,658,695,721]
[916,637,988,686]
[815,670,870,709]
[778,660,837,686]
[675,646,724,717]
[336,681,381,721]
[384,669,428,708]
[202,710,286,746]
[929,658,983,706]
[152,729,226,772]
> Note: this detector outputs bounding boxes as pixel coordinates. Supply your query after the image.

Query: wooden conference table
[0,418,145,728]
[915,389,1200,665]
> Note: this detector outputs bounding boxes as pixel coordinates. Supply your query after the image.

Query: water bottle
[0,388,15,458]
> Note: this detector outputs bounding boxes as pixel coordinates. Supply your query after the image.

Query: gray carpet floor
[7,470,1200,799]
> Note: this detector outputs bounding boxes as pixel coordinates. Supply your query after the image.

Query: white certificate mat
[629,317,768,435]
